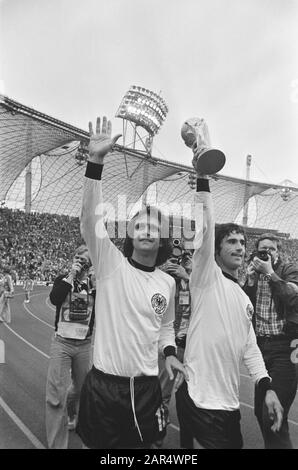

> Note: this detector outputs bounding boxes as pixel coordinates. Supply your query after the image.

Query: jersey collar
[128,257,155,272]
[222,270,239,284]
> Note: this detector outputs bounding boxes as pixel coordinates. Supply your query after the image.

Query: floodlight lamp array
[115,85,169,136]
[74,141,89,166]
[188,172,196,190]
[280,187,292,201]
[279,180,293,201]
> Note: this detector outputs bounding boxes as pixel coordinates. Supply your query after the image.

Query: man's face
[217,231,245,271]
[73,251,90,270]
[257,238,279,263]
[132,213,161,254]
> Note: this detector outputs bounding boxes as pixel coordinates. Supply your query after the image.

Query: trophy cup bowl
[181,118,226,175]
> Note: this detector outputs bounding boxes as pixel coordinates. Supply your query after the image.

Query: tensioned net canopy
[1,95,298,237]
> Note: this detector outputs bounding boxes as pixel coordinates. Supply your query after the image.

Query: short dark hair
[215,223,246,256]
[123,206,173,266]
[255,233,281,250]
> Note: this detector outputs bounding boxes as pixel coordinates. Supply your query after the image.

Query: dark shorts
[176,381,243,449]
[77,366,167,449]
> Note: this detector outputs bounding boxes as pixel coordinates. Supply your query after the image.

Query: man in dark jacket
[244,233,298,449]
[45,245,95,449]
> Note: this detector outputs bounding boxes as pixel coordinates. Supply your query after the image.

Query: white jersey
[186,188,269,410]
[81,173,176,377]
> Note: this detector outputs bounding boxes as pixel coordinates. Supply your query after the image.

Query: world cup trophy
[181,118,225,174]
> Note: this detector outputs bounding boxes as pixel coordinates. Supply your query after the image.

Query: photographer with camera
[45,245,95,449]
[244,233,298,449]
[164,246,193,348]
[157,246,193,443]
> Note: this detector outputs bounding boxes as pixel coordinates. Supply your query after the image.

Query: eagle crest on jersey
[151,293,167,315]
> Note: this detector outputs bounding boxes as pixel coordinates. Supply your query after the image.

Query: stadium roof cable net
[1,94,298,237]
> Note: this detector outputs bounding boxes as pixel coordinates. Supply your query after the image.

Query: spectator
[0,267,14,323]
[158,251,192,428]
[45,245,95,449]
[23,274,34,303]
[243,233,298,448]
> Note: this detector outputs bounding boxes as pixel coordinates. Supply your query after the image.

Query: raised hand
[88,116,122,164]
[70,261,83,278]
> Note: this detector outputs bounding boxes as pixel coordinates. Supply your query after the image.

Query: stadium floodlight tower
[74,141,89,166]
[115,85,168,155]
[279,179,294,202]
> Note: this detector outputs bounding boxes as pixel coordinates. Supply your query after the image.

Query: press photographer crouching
[244,233,298,449]
[45,245,95,449]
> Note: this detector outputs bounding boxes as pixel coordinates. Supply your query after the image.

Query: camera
[74,261,90,278]
[172,239,183,262]
[80,262,90,272]
[69,296,89,321]
[249,250,271,263]
[256,250,270,261]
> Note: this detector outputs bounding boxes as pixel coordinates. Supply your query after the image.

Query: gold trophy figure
[181,118,225,174]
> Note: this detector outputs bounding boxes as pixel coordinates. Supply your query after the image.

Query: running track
[1,285,298,449]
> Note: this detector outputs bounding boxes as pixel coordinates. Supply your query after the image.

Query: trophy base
[196,148,226,175]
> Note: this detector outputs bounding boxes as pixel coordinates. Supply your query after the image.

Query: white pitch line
[11,291,298,431]
[12,291,49,298]
[0,291,50,450]
[0,396,46,449]
[8,304,266,385]
[240,402,298,427]
[170,402,298,433]
[289,419,298,427]
[240,373,251,379]
[169,423,180,432]
[45,296,55,311]
[3,323,50,359]
[23,302,54,329]
[240,401,254,410]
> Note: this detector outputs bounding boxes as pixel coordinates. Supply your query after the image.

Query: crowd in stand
[0,207,84,282]
[1,206,298,283]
